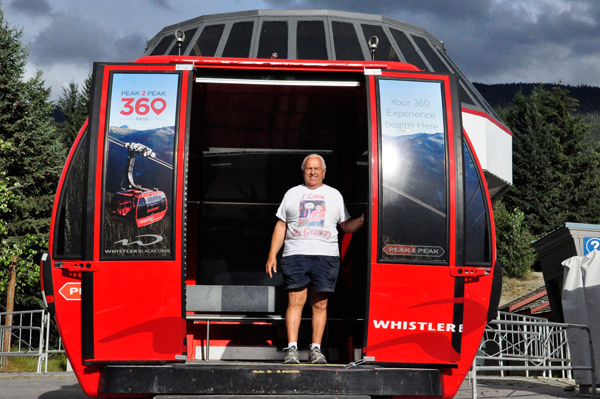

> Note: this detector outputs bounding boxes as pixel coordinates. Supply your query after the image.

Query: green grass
[0,353,68,372]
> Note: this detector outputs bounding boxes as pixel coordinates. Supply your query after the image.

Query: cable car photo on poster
[378,79,448,263]
[102,73,179,259]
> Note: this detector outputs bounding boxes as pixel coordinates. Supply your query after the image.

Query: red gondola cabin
[41,9,511,398]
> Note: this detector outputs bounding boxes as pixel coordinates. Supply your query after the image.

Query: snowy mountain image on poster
[381,132,447,251]
[106,125,175,204]
[382,132,446,212]
[377,78,448,251]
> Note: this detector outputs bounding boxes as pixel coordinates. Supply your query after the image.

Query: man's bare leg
[286,287,308,344]
[308,290,328,364]
[310,290,328,345]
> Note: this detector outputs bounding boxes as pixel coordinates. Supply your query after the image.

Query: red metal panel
[363,71,483,398]
[90,64,189,362]
[364,71,460,363]
[366,265,459,363]
[91,261,185,360]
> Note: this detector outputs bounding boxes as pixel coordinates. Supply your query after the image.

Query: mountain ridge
[473,82,600,113]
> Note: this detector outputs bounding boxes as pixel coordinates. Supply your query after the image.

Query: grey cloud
[263,0,493,22]
[454,2,600,82]
[149,0,172,10]
[29,12,146,66]
[29,12,109,65]
[8,0,52,17]
[263,0,600,86]
[532,5,600,54]
[113,32,147,62]
[14,0,600,92]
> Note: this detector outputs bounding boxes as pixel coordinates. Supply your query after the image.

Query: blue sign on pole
[583,237,600,255]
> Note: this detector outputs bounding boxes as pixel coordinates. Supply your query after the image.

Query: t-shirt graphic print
[299,200,326,227]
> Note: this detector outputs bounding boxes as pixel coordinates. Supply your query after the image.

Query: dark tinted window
[332,21,364,60]
[464,142,491,264]
[222,21,254,58]
[411,36,450,73]
[137,192,167,218]
[377,79,447,263]
[389,29,427,70]
[257,21,288,59]
[459,83,476,105]
[54,132,88,258]
[361,24,399,61]
[150,36,173,55]
[192,24,225,57]
[168,28,198,55]
[297,21,328,60]
[434,50,477,106]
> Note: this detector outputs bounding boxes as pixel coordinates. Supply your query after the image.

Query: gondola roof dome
[143,9,512,197]
[143,9,498,120]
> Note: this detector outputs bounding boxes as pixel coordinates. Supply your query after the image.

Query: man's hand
[266,219,286,278]
[266,257,277,278]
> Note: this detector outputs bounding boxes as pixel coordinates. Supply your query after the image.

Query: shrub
[494,201,537,278]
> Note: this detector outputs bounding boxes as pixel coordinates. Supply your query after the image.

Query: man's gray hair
[301,154,326,171]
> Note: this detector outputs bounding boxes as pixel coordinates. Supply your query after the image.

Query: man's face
[303,157,325,189]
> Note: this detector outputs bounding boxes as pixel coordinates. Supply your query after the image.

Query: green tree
[493,201,537,278]
[55,71,92,148]
[0,4,67,309]
[499,85,600,237]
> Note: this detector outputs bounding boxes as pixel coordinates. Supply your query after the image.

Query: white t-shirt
[276,184,351,257]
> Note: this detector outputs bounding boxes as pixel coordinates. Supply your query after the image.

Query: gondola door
[364,70,465,366]
[82,63,192,362]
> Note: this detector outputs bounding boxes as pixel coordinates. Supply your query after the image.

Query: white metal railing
[478,312,580,378]
[470,311,596,399]
[42,309,66,373]
[0,309,64,373]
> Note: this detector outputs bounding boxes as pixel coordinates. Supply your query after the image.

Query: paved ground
[0,372,90,399]
[456,376,589,399]
[0,372,593,398]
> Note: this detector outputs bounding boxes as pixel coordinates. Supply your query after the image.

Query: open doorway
[185,70,369,362]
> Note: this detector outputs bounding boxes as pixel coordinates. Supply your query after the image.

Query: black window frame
[296,20,328,60]
[192,24,226,57]
[331,21,364,61]
[463,140,492,265]
[52,129,90,260]
[388,28,428,70]
[257,21,288,59]
[222,21,255,58]
[150,36,174,56]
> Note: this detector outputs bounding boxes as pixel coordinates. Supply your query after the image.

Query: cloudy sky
[4,0,599,100]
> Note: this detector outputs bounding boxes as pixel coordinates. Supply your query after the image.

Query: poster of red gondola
[102,72,179,258]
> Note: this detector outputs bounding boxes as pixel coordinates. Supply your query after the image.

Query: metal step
[100,361,443,397]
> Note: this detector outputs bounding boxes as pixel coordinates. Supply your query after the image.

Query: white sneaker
[309,346,327,364]
[284,346,299,364]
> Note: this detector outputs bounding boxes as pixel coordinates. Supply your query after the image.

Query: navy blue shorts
[280,255,341,292]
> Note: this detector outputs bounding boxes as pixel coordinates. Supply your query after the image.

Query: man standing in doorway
[266,154,364,364]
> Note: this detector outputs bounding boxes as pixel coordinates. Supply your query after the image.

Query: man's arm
[266,219,287,278]
[339,213,365,233]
